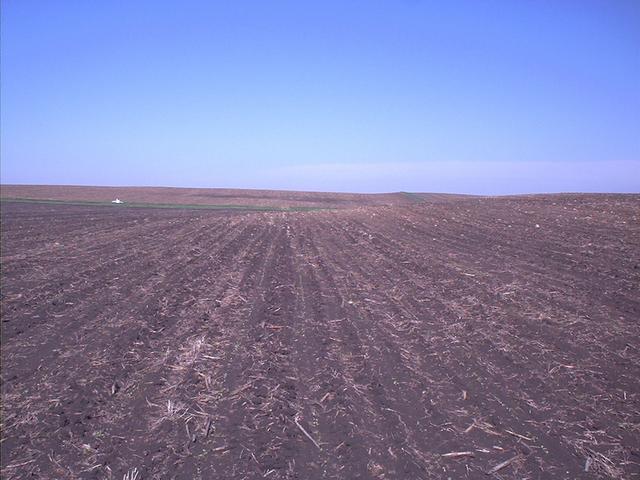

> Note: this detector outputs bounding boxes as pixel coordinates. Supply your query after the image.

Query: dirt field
[1,191,639,479]
[0,185,450,209]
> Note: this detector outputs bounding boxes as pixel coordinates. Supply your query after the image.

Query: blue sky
[2,1,639,194]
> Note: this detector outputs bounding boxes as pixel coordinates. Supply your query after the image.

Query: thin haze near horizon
[1,1,639,195]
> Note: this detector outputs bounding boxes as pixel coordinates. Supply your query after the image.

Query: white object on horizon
[112,198,123,204]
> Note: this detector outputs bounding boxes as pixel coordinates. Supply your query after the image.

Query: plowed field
[2,193,639,479]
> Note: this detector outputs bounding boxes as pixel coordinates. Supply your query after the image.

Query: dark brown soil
[1,192,639,479]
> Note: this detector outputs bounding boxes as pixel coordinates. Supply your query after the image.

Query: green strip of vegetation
[0,197,327,212]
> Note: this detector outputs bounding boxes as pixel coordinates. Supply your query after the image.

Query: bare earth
[1,187,639,479]
[0,185,445,209]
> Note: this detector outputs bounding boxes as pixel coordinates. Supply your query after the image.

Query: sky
[1,1,639,194]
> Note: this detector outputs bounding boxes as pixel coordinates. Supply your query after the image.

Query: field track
[2,192,640,479]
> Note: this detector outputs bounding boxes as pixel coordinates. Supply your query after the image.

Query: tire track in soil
[303,219,457,478]
[288,222,380,479]
[290,220,435,479]
[203,218,375,480]
[204,222,303,479]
